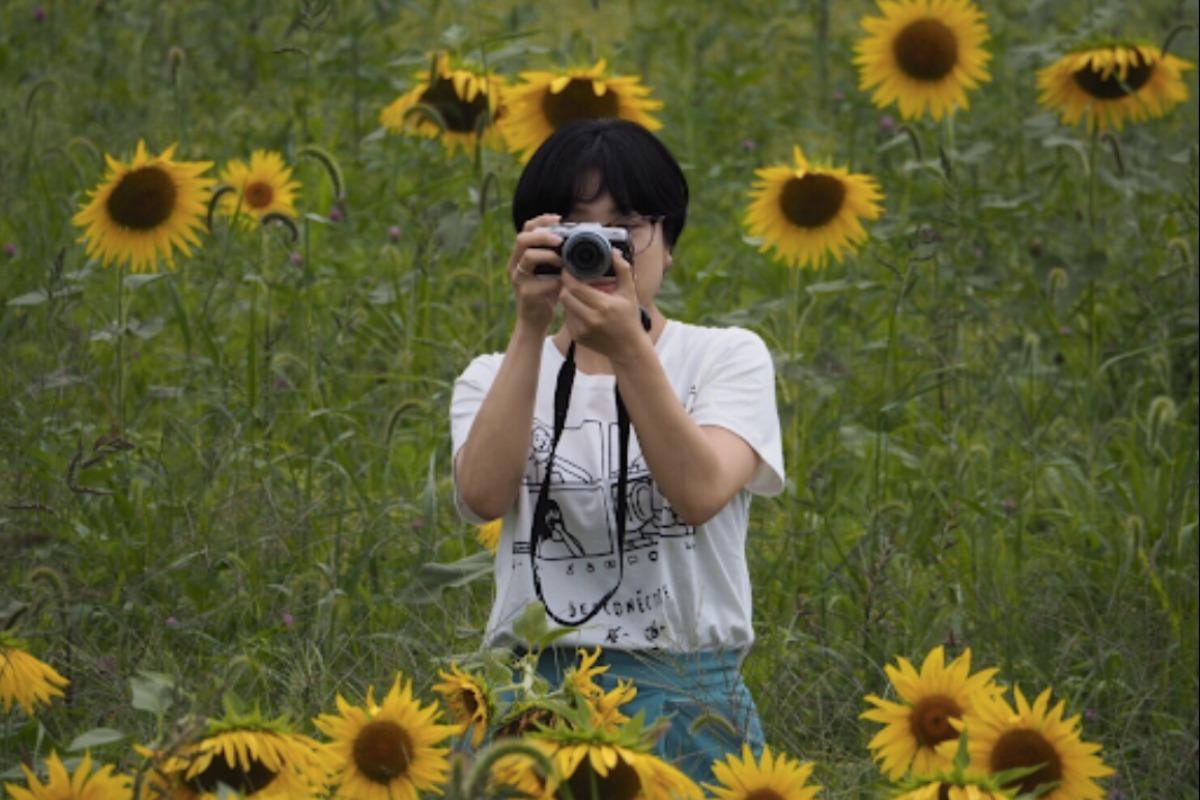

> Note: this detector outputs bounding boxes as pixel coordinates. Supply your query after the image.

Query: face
[563,182,670,303]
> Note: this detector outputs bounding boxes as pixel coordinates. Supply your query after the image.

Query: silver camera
[545,222,633,281]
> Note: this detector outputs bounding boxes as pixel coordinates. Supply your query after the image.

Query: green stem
[116,263,126,432]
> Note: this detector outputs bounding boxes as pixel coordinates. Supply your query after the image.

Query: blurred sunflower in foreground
[219,150,301,223]
[73,140,214,272]
[1037,42,1194,131]
[5,751,131,800]
[744,145,884,269]
[854,0,992,121]
[314,674,457,800]
[381,53,507,156]
[705,744,822,800]
[137,704,330,799]
[477,518,502,554]
[432,662,493,748]
[0,631,69,715]
[499,59,663,162]
[963,686,1113,800]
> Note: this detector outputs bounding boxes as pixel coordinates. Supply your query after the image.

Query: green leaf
[404,551,494,604]
[68,727,126,751]
[130,670,175,715]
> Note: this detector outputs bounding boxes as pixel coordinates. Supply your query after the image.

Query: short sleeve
[690,329,785,497]
[450,353,504,523]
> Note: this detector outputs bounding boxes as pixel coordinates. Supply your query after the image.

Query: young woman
[450,118,784,781]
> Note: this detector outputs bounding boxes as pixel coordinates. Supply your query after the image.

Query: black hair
[511,119,689,249]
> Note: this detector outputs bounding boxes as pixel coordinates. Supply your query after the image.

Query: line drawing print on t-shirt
[512,418,695,565]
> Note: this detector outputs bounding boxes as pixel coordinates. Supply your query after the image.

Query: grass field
[1,0,1197,797]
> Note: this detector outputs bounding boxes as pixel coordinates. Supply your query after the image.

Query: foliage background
[1,0,1197,796]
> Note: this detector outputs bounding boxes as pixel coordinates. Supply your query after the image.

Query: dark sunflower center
[893,18,959,81]
[779,173,846,228]
[542,79,621,129]
[419,76,490,133]
[558,755,641,800]
[936,784,951,800]
[244,181,274,209]
[1072,52,1155,99]
[909,695,963,748]
[990,728,1064,797]
[745,790,788,800]
[460,688,481,717]
[353,720,414,785]
[185,753,277,795]
[106,166,177,231]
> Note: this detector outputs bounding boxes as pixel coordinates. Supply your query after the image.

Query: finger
[558,269,603,307]
[521,213,563,233]
[512,249,563,281]
[612,251,637,299]
[516,229,564,250]
[558,286,599,325]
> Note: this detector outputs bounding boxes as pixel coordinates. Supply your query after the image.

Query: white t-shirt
[449,320,785,652]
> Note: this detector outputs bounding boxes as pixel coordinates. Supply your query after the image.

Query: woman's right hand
[507,213,564,333]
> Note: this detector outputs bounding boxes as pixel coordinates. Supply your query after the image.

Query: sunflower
[0,632,69,715]
[380,53,507,155]
[854,0,992,121]
[892,782,1012,800]
[705,743,822,800]
[219,151,300,223]
[1037,43,1194,131]
[314,674,458,800]
[963,687,1113,800]
[861,647,999,780]
[477,519,502,554]
[744,145,884,269]
[432,663,493,748]
[137,709,330,799]
[73,140,215,273]
[536,729,702,800]
[5,751,132,800]
[499,59,663,162]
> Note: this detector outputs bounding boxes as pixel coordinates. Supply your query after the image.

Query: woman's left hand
[558,251,645,364]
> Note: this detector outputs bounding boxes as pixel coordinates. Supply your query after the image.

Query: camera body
[545,222,633,281]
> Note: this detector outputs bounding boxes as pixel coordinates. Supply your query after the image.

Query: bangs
[512,119,688,246]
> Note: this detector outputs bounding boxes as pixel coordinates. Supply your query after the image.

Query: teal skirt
[533,647,765,785]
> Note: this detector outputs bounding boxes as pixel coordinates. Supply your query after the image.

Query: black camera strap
[530,311,648,628]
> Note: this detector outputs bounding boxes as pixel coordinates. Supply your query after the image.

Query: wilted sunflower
[861,647,999,779]
[0,632,69,715]
[588,678,637,731]
[73,140,214,272]
[963,687,1113,800]
[5,751,131,800]
[744,145,884,269]
[499,59,663,162]
[705,743,822,800]
[566,647,608,701]
[219,151,301,222]
[314,674,457,800]
[854,0,992,120]
[1037,43,1194,131]
[380,53,507,155]
[477,519,502,554]
[432,663,493,748]
[137,707,330,800]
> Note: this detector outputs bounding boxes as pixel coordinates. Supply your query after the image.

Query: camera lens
[562,231,612,280]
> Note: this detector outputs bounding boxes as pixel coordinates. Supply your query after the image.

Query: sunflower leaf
[67,727,126,751]
[130,670,175,716]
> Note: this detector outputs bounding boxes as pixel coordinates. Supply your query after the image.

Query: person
[449,118,784,781]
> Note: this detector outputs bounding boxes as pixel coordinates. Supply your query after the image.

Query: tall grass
[1,0,1197,795]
